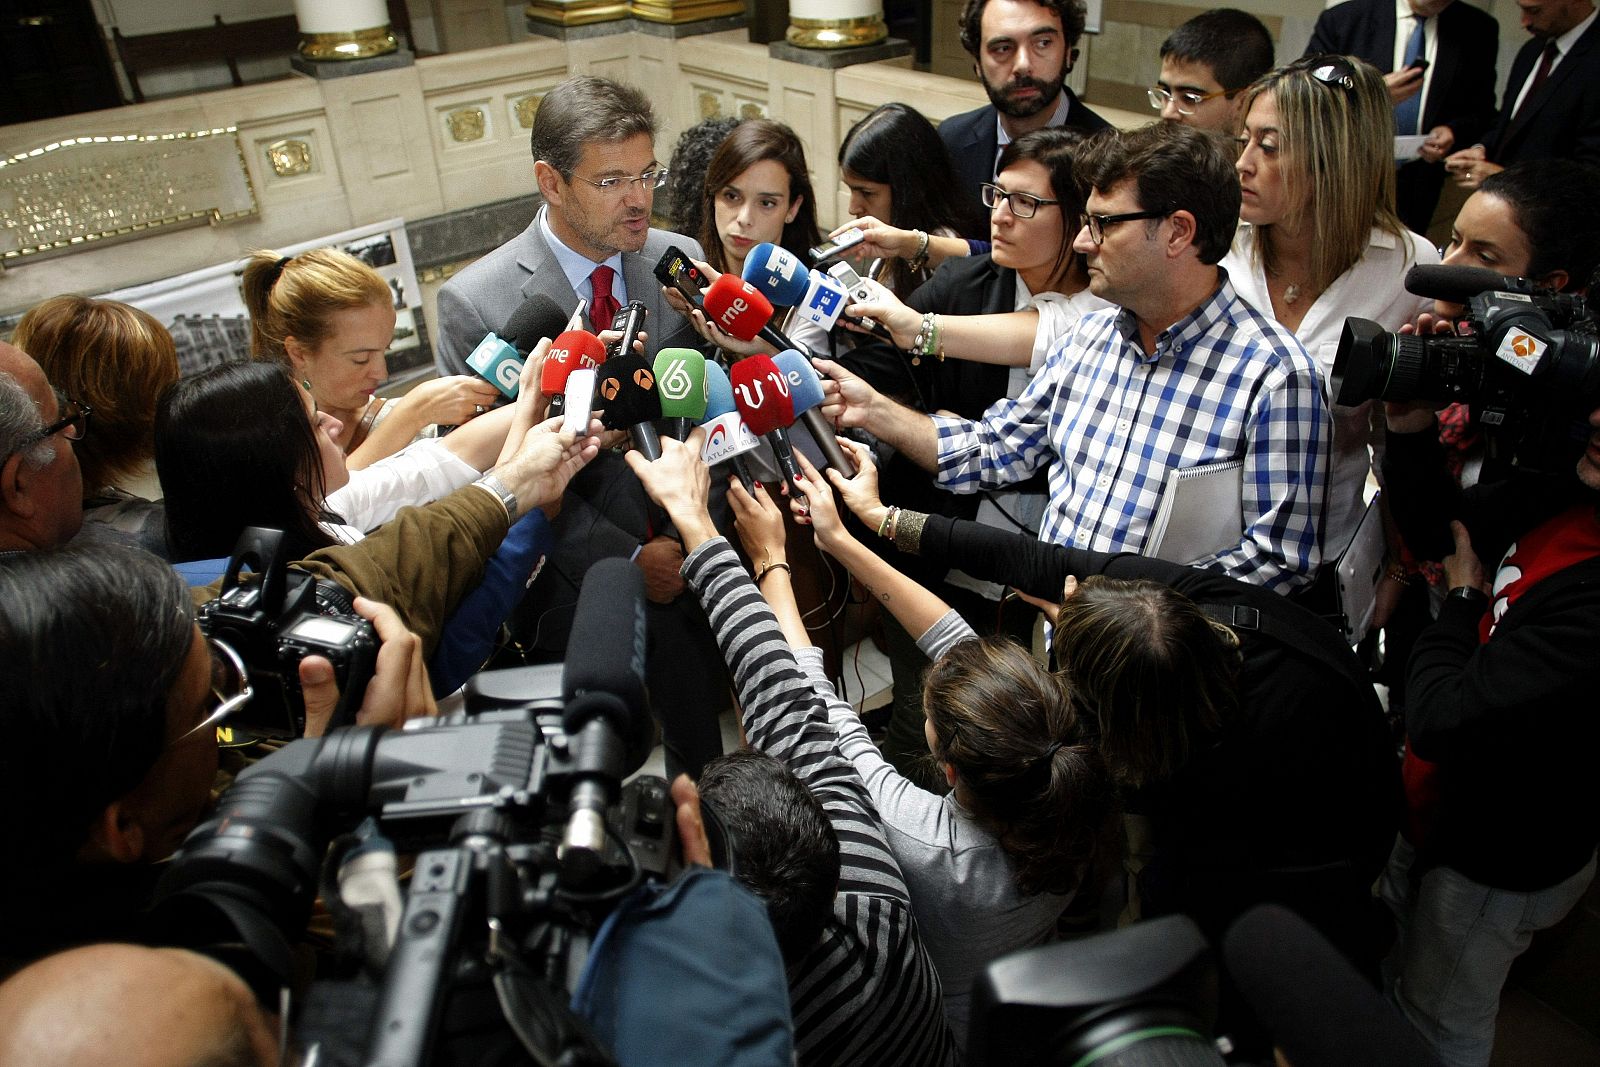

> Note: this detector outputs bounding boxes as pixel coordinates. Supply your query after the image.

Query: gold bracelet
[891,509,929,554]
[756,561,791,584]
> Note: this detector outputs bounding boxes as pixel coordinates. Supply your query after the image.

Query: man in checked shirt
[819,122,1330,593]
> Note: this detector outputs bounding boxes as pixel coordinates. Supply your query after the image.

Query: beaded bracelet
[876,506,900,538]
[907,229,930,273]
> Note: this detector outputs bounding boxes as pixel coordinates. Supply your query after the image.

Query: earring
[301,378,313,391]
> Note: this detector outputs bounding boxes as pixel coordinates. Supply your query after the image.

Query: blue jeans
[1380,835,1597,1067]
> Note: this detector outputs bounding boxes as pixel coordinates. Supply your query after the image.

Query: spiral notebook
[1143,460,1244,564]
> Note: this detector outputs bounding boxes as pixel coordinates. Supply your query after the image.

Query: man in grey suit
[434,74,727,778]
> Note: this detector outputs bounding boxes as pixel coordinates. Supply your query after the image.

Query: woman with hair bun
[242,247,501,470]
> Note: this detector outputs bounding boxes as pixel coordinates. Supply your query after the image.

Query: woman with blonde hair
[14,295,178,555]
[242,248,500,469]
[1222,55,1437,568]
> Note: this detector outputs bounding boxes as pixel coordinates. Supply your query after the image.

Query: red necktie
[589,265,620,333]
[1516,41,1561,120]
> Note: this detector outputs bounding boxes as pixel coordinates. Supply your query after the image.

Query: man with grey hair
[1,340,86,554]
[434,74,727,779]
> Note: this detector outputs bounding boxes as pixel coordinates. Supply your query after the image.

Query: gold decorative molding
[786,14,888,48]
[629,0,744,24]
[697,91,722,119]
[446,107,487,143]
[0,127,257,263]
[265,138,312,177]
[513,93,543,130]
[524,0,631,27]
[298,24,398,61]
[738,100,766,119]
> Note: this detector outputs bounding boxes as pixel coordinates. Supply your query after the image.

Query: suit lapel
[514,220,583,318]
[1500,26,1596,148]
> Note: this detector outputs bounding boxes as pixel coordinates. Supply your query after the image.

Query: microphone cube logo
[718,297,749,330]
[797,274,846,328]
[466,335,524,399]
[764,244,798,281]
[701,412,758,464]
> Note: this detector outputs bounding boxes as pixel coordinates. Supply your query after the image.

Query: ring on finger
[473,404,488,416]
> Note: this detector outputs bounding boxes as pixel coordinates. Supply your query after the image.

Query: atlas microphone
[730,355,804,500]
[465,293,569,400]
[558,558,655,885]
[742,242,892,342]
[653,348,708,441]
[772,349,856,475]
[598,353,663,461]
[702,273,799,354]
[542,329,606,423]
[700,361,761,494]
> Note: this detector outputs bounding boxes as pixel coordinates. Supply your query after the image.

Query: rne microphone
[653,348,708,441]
[730,355,804,500]
[558,558,654,884]
[772,349,855,475]
[465,294,571,399]
[701,361,760,493]
[703,273,798,354]
[597,352,663,461]
[542,329,606,419]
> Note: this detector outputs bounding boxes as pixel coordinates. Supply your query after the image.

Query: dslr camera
[197,527,378,738]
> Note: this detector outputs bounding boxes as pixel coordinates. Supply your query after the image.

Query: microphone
[464,295,571,399]
[1404,264,1521,305]
[700,361,760,493]
[742,242,875,339]
[703,273,798,354]
[1223,905,1442,1067]
[541,329,606,419]
[607,300,649,360]
[772,350,855,475]
[653,348,708,441]
[597,352,663,461]
[730,355,804,500]
[559,558,655,884]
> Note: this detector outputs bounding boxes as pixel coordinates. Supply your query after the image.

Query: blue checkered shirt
[932,277,1329,592]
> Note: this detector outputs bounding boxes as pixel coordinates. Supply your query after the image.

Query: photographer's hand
[624,429,719,551]
[1444,520,1489,596]
[672,774,713,867]
[300,597,437,737]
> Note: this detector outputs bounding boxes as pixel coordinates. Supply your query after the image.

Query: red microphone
[730,355,804,499]
[542,329,606,418]
[702,274,800,353]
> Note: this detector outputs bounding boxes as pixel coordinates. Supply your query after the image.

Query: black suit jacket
[1485,17,1600,166]
[1305,0,1499,146]
[939,91,1112,218]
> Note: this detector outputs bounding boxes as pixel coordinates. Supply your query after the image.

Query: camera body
[1333,281,1598,423]
[197,527,378,738]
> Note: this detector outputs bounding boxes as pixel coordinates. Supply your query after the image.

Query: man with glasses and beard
[940,0,1112,216]
[434,74,730,782]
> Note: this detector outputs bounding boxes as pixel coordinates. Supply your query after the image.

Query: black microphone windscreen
[1223,905,1441,1067]
[561,558,653,773]
[1404,264,1514,305]
[502,294,572,355]
[597,353,664,430]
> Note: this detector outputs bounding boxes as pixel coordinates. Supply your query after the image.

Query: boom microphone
[730,355,804,499]
[597,353,663,461]
[653,348,708,441]
[700,361,760,493]
[541,329,606,419]
[464,295,572,400]
[772,350,854,474]
[1223,905,1442,1067]
[559,558,655,883]
[702,274,798,354]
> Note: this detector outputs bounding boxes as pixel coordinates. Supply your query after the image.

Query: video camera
[197,527,378,738]
[153,559,710,1067]
[1333,265,1599,445]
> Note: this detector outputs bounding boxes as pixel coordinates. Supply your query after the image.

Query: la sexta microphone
[542,329,606,420]
[742,242,889,341]
[654,348,708,441]
[1224,905,1442,1067]
[464,295,571,399]
[701,361,760,493]
[703,273,798,354]
[598,353,663,461]
[1405,264,1524,305]
[772,350,855,475]
[607,300,649,360]
[731,355,804,499]
[558,558,654,884]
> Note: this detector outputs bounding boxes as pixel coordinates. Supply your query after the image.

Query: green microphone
[653,348,708,441]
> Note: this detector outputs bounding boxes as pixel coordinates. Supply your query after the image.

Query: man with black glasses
[0,340,90,556]
[820,123,1330,593]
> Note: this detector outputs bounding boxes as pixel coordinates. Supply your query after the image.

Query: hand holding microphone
[730,354,804,502]
[703,273,799,355]
[772,350,856,475]
[541,329,607,430]
[742,243,893,343]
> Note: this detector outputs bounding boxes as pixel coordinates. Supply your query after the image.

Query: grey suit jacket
[433,214,705,377]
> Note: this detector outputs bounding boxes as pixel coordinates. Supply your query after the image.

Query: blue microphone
[773,350,854,474]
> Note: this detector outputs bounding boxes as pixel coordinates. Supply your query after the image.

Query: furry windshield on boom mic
[502,294,573,355]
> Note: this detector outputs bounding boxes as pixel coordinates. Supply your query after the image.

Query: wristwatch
[474,472,520,524]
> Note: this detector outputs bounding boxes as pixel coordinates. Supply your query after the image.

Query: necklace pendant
[1284,283,1301,305]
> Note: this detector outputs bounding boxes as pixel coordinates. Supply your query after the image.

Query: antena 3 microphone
[598,353,663,461]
